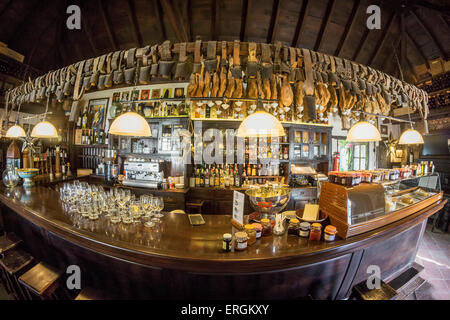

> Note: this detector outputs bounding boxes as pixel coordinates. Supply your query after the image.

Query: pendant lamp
[346,121,381,142]
[31,96,58,139]
[237,96,285,138]
[398,128,424,145]
[109,105,151,137]
[5,124,26,138]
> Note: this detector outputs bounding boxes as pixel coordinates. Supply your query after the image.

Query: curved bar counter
[0,184,446,299]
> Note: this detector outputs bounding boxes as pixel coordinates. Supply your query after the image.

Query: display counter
[0,183,445,299]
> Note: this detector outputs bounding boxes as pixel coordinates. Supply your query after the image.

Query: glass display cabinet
[319,173,443,239]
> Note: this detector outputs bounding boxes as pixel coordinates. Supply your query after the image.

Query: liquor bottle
[247,163,252,176]
[76,113,82,129]
[82,106,88,129]
[251,164,257,177]
[209,168,215,187]
[283,147,289,160]
[234,165,241,187]
[214,167,220,187]
[205,104,211,118]
[205,166,210,186]
[220,166,225,188]
[195,167,200,187]
[225,166,231,188]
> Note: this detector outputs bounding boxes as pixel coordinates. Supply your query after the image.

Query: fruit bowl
[16,168,39,188]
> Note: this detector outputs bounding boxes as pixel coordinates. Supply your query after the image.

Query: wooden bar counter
[0,184,446,299]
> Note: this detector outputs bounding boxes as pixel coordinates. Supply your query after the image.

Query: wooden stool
[0,233,22,256]
[75,287,107,300]
[0,248,34,300]
[19,262,63,300]
[350,279,398,300]
[186,200,205,214]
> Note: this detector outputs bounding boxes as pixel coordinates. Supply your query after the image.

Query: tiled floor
[414,223,450,300]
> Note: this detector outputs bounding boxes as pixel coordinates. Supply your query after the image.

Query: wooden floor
[0,221,448,301]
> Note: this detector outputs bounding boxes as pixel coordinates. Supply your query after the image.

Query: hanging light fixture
[237,95,285,138]
[108,105,151,137]
[346,121,381,142]
[398,128,424,145]
[4,93,26,138]
[5,124,26,138]
[31,96,59,139]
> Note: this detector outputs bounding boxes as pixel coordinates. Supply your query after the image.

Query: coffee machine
[122,158,164,189]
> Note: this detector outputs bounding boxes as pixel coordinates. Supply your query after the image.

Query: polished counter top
[0,184,445,273]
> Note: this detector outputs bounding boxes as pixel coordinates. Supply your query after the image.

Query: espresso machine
[122,158,164,189]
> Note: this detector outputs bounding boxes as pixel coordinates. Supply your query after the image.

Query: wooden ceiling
[0,0,448,83]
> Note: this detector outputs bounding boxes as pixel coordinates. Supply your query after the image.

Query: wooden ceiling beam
[7,0,42,45]
[98,0,118,51]
[186,0,192,42]
[0,0,13,20]
[211,0,217,40]
[334,0,360,56]
[240,0,250,42]
[315,0,337,52]
[80,4,99,57]
[405,30,430,69]
[160,0,188,42]
[126,0,143,48]
[368,12,397,66]
[153,0,167,42]
[267,0,281,44]
[351,28,369,62]
[292,0,309,47]
[409,8,448,60]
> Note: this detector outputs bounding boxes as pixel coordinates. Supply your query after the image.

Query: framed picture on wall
[141,90,150,100]
[121,91,130,101]
[131,90,140,101]
[112,92,121,102]
[151,89,161,99]
[174,87,185,98]
[162,88,172,99]
[88,98,108,130]
[379,124,389,137]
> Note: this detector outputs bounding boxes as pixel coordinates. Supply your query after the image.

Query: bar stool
[0,233,22,256]
[75,287,107,300]
[18,262,63,300]
[186,200,205,214]
[0,248,34,300]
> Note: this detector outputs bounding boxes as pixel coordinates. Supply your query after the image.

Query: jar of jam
[245,224,256,245]
[328,172,336,184]
[324,225,337,241]
[235,232,248,251]
[288,218,300,236]
[309,223,322,241]
[371,170,382,183]
[222,233,232,252]
[252,223,262,239]
[299,222,311,238]
[261,219,273,237]
[353,173,362,186]
[361,171,372,183]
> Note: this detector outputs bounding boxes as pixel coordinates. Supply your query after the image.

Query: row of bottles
[79,129,108,145]
[189,164,286,189]
[81,147,106,171]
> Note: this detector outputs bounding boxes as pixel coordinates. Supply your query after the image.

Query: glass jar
[353,173,361,186]
[328,171,336,184]
[2,166,20,188]
[252,223,262,239]
[309,223,322,241]
[261,219,273,237]
[222,233,232,252]
[245,224,256,245]
[288,218,300,236]
[361,172,371,183]
[371,171,382,183]
[324,225,337,241]
[299,222,311,238]
[235,232,248,251]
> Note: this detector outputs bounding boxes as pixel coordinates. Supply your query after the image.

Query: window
[337,140,369,171]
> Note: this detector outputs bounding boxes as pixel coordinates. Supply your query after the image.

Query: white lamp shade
[236,111,286,138]
[346,121,381,142]
[5,125,26,138]
[31,121,59,138]
[108,112,152,137]
[398,129,424,145]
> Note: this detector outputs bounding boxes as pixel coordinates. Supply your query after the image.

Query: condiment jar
[261,218,273,237]
[252,223,262,239]
[309,223,322,241]
[324,225,337,242]
[299,222,311,238]
[245,224,256,245]
[235,232,248,251]
[223,233,232,252]
[288,218,300,236]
